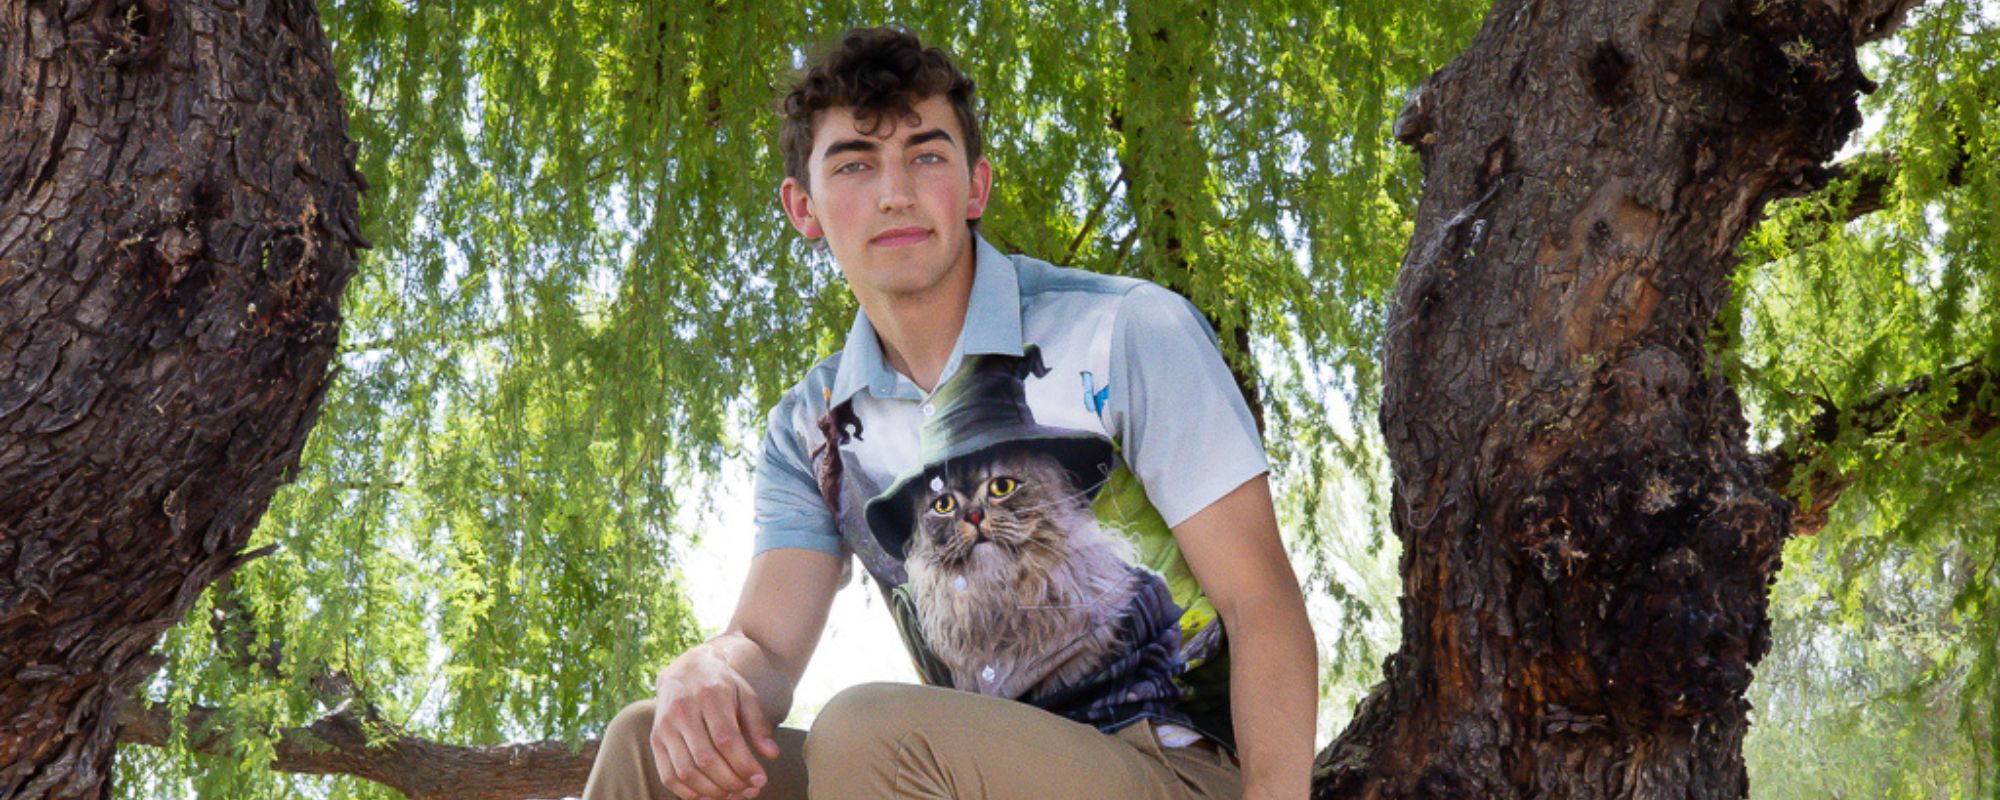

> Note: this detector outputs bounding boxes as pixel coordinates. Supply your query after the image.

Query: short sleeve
[1105,283,1270,527]
[751,391,847,557]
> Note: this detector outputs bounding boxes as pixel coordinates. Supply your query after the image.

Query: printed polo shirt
[751,234,1268,749]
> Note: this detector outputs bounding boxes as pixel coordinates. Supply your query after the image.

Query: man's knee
[606,698,657,752]
[804,683,920,766]
[584,699,673,800]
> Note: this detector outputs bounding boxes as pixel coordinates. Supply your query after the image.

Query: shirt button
[920,403,936,416]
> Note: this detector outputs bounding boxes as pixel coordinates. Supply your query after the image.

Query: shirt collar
[827,234,1024,405]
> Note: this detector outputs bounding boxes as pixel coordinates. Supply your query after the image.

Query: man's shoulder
[1007,251,1152,309]
[767,350,844,426]
[1006,252,1206,343]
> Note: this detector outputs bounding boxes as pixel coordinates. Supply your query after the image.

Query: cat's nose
[965,509,985,526]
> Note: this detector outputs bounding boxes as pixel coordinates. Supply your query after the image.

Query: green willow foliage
[1730,1,1999,795]
[110,0,1994,796]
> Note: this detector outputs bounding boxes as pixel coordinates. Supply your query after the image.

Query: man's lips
[870,227,932,247]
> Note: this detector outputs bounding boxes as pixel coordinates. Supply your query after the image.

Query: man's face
[780,94,992,301]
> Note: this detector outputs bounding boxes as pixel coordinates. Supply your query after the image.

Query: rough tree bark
[1312,0,1923,797]
[0,0,364,796]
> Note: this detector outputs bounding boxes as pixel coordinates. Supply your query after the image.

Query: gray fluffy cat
[901,447,1152,701]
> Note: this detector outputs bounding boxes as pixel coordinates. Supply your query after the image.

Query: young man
[584,26,1316,800]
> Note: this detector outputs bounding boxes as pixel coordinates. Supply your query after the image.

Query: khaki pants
[583,682,1241,799]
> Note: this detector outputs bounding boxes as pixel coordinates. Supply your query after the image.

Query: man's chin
[834,233,971,297]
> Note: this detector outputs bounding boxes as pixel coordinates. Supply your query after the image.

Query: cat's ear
[1014,345,1051,381]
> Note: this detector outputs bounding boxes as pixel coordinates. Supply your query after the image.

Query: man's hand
[650,640,783,799]
[647,548,845,799]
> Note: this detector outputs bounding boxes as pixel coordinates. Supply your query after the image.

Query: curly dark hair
[777,26,983,193]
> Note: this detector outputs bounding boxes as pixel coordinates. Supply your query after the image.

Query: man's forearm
[1224,590,1318,799]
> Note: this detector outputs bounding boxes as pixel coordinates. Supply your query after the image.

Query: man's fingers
[665,727,735,799]
[649,710,679,789]
[652,725,722,799]
[701,694,770,791]
[677,720,752,798]
[735,686,782,761]
[652,728,708,796]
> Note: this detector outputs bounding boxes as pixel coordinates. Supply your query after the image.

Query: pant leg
[583,698,811,800]
[802,683,1241,800]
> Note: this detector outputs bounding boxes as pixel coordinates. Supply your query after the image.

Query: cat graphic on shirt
[898,447,1177,702]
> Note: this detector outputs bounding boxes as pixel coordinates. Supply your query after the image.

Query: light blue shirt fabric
[751,235,1268,556]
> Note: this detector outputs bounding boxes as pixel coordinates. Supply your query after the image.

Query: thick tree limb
[115,701,596,800]
[1317,0,1935,796]
[1768,361,1998,536]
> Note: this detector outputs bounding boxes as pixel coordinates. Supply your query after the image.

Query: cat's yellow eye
[930,494,957,515]
[987,477,1019,498]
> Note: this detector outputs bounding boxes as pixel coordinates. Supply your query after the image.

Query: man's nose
[878,163,916,212]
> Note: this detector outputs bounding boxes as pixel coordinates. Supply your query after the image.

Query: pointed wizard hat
[864,344,1115,560]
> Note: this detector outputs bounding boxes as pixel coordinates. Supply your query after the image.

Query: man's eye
[987,477,1019,498]
[914,152,945,164]
[833,161,868,175]
[930,495,957,514]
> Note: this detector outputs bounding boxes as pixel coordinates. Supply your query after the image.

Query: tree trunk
[0,0,363,795]
[1313,0,1920,797]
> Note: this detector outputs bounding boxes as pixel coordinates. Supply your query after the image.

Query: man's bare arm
[1174,474,1318,800]
[652,548,845,800]
[718,547,847,721]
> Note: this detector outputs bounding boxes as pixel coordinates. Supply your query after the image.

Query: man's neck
[853,240,978,394]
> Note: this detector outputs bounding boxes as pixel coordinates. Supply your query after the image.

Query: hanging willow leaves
[81,0,1996,796]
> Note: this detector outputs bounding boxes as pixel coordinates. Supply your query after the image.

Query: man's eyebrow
[906,129,954,147]
[822,138,879,159]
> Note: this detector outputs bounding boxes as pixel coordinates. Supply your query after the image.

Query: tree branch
[1822,128,1971,223]
[189,568,564,797]
[116,700,597,800]
[207,568,375,712]
[1767,360,1997,536]
[1827,154,1896,221]
[1065,167,1127,266]
[338,325,506,355]
[1842,0,1926,43]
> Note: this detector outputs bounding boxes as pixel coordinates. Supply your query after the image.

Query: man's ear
[965,157,994,221]
[779,176,824,241]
